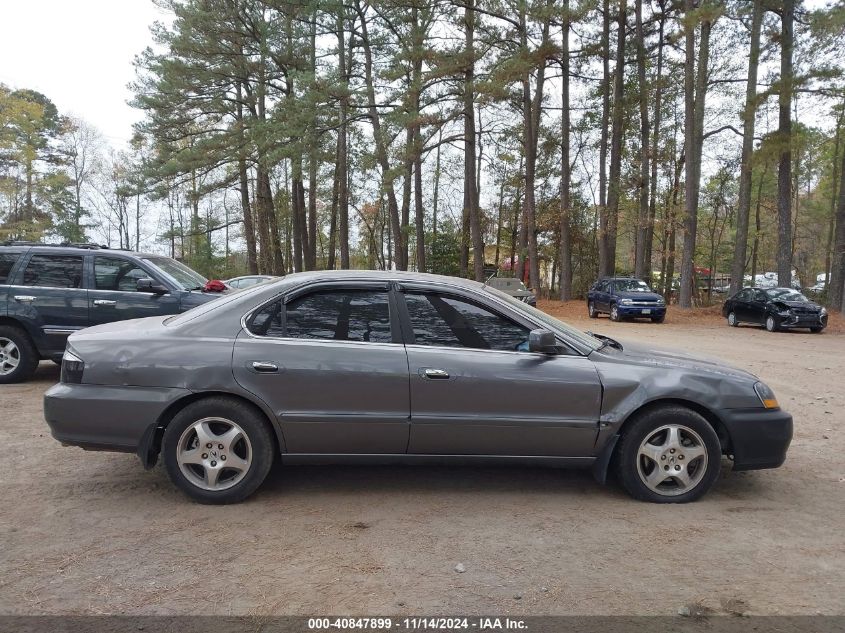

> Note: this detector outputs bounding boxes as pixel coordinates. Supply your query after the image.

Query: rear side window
[21,255,84,289]
[94,257,150,292]
[247,290,392,344]
[404,293,529,351]
[0,253,21,284]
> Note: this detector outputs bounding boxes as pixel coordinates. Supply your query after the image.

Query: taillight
[61,348,85,384]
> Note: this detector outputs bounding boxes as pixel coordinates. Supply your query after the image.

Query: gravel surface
[1,312,843,616]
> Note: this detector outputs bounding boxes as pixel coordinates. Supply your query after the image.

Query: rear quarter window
[0,253,22,284]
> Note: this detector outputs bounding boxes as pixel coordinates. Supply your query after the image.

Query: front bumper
[720,407,793,470]
[44,382,190,452]
[618,305,666,317]
[777,312,827,329]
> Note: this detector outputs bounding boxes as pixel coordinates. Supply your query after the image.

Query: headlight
[657,298,665,305]
[820,307,827,316]
[620,299,632,305]
[61,348,85,384]
[754,382,779,409]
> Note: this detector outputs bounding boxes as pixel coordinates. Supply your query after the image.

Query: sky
[0,0,168,147]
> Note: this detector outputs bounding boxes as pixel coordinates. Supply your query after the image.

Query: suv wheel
[588,301,598,318]
[0,326,39,384]
[609,304,621,322]
[615,405,721,503]
[162,397,275,504]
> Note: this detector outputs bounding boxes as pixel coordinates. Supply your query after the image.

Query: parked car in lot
[484,275,536,306]
[723,287,827,333]
[225,275,275,289]
[587,277,667,322]
[0,242,223,383]
[44,270,792,505]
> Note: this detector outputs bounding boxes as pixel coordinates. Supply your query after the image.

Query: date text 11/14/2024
[307,617,528,630]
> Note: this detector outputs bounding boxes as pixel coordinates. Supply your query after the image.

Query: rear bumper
[44,382,190,452]
[720,407,793,470]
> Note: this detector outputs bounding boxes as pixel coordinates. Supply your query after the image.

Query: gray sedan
[44,271,792,504]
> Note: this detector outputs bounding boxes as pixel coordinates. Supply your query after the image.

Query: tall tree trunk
[559,0,573,300]
[645,2,667,282]
[598,0,612,276]
[777,0,794,287]
[465,0,483,280]
[730,0,763,294]
[357,0,405,269]
[338,17,352,269]
[605,0,627,278]
[633,0,650,280]
[824,111,842,290]
[830,118,845,311]
[291,158,304,273]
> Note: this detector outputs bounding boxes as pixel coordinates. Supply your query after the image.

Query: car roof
[275,269,487,291]
[0,242,158,258]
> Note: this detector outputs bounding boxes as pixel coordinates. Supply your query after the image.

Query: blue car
[587,277,667,323]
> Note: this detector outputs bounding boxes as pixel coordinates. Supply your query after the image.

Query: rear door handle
[423,368,450,380]
[251,361,279,373]
[93,300,117,307]
[14,295,36,303]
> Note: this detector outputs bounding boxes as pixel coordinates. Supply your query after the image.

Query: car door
[593,280,608,311]
[6,252,88,354]
[232,283,410,454]
[747,289,769,324]
[87,255,180,325]
[400,288,602,457]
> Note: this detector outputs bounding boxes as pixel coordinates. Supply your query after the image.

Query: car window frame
[242,281,403,346]
[90,254,160,293]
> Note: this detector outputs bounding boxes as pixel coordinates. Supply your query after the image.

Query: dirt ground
[1,304,843,616]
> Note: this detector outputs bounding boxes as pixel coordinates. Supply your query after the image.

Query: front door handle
[251,361,279,373]
[423,368,450,380]
[14,295,36,303]
[93,299,117,307]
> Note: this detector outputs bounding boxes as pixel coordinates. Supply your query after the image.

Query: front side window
[248,290,392,344]
[0,253,21,284]
[21,255,83,288]
[142,256,206,291]
[94,257,150,292]
[404,292,530,352]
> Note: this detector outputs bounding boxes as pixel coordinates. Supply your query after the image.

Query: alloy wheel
[176,417,253,491]
[728,312,737,327]
[635,424,708,497]
[610,305,619,321]
[0,337,20,376]
[766,316,777,332]
[588,302,596,318]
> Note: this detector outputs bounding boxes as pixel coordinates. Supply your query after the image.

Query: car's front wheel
[810,326,824,333]
[162,397,275,504]
[651,314,665,324]
[727,311,738,327]
[0,326,39,384]
[615,406,721,503]
[765,315,778,332]
[609,304,621,322]
[588,301,598,318]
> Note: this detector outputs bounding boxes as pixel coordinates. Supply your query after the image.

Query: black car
[587,277,667,322]
[723,287,828,333]
[0,242,222,383]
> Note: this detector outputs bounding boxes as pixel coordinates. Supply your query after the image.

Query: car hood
[771,299,820,311]
[599,339,757,381]
[615,291,664,301]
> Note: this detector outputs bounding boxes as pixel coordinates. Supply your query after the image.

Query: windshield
[143,256,208,291]
[484,286,603,351]
[613,279,652,293]
[765,288,808,302]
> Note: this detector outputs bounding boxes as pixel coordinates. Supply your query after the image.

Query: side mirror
[136,278,168,294]
[528,329,557,354]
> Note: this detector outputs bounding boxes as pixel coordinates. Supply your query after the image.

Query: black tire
[587,301,598,318]
[162,396,275,504]
[609,303,621,322]
[614,405,721,503]
[809,327,824,333]
[765,315,779,332]
[651,314,665,324]
[727,311,738,327]
[0,325,39,384]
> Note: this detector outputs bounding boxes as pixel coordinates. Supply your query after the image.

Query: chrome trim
[43,328,77,335]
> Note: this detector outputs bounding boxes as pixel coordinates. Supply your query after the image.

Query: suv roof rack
[1,240,109,250]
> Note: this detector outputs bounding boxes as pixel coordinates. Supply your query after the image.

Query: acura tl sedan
[44,271,792,504]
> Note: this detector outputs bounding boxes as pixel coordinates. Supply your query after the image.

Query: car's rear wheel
[162,397,275,504]
[0,326,39,384]
[765,315,778,332]
[615,406,721,503]
[727,311,738,327]
[609,304,621,322]
[588,301,598,318]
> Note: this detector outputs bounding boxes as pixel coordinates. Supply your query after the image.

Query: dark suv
[0,242,221,383]
[587,277,667,323]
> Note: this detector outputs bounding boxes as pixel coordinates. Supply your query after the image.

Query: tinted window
[21,255,83,288]
[142,256,206,290]
[94,257,150,292]
[285,291,391,343]
[248,300,284,337]
[404,293,529,351]
[0,253,21,284]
